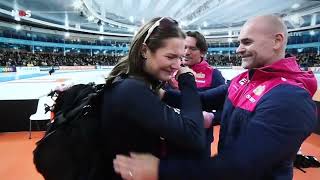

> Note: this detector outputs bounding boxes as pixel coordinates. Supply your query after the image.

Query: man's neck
[265,53,285,66]
[190,59,203,67]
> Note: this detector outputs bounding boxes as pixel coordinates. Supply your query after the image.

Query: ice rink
[0,68,319,101]
[0,69,110,100]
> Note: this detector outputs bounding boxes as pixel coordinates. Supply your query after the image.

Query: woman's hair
[105,17,185,86]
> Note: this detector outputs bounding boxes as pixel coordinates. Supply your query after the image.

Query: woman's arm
[116,73,206,152]
[163,84,228,111]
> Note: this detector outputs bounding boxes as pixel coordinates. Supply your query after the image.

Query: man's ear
[200,51,206,58]
[141,43,148,59]
[274,33,285,50]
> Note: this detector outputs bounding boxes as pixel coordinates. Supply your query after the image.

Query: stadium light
[14,16,20,21]
[65,15,69,30]
[291,3,300,9]
[203,21,208,27]
[87,16,95,22]
[291,14,300,24]
[129,16,134,23]
[99,25,104,32]
[15,24,21,31]
[289,14,304,27]
[311,14,317,26]
[309,30,315,36]
[64,32,70,38]
[73,0,83,10]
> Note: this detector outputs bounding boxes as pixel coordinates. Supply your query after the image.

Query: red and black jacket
[161,57,318,180]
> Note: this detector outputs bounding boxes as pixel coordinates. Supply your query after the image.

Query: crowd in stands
[206,54,242,66]
[0,49,320,67]
[296,53,320,67]
[0,49,122,67]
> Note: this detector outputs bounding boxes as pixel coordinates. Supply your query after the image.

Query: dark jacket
[167,60,225,156]
[190,60,225,156]
[100,73,206,179]
[160,57,318,180]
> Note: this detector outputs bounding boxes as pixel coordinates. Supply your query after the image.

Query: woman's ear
[141,43,148,59]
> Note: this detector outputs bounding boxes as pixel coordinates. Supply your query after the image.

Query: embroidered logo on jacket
[245,94,256,103]
[195,72,205,79]
[239,78,248,85]
[253,85,266,96]
[229,73,291,112]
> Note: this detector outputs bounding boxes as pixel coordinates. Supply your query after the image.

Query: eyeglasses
[143,17,178,43]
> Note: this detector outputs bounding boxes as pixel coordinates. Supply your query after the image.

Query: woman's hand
[113,153,159,180]
[175,66,195,80]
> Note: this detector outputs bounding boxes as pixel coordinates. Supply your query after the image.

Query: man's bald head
[244,15,288,47]
[236,15,289,69]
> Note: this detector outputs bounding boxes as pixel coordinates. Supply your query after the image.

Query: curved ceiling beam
[181,0,226,27]
[195,0,251,27]
[0,8,134,37]
[205,23,320,39]
[166,0,189,18]
[82,0,136,29]
[184,1,320,33]
[138,0,151,12]
[154,0,170,14]
[175,0,207,21]
[283,5,320,20]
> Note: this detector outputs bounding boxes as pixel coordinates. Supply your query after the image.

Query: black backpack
[294,154,320,173]
[33,83,106,180]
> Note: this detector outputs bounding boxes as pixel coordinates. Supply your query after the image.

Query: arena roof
[0,0,320,38]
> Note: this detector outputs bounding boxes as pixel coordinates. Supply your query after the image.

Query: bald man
[113,15,318,180]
